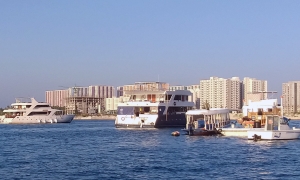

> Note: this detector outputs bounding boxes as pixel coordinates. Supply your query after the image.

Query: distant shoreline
[74,114,300,121]
[74,115,116,120]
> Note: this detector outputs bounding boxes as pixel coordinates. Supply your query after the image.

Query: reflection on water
[0,120,300,179]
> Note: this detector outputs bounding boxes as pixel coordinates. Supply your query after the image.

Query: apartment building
[116,86,124,97]
[187,85,200,109]
[104,97,120,114]
[45,89,69,107]
[282,81,300,115]
[46,85,115,114]
[200,77,242,109]
[243,77,267,105]
[122,82,169,98]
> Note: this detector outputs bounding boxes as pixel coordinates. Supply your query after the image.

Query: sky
[0,0,299,107]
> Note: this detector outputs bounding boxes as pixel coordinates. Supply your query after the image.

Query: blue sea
[1,120,300,180]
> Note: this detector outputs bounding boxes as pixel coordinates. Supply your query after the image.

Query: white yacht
[0,98,75,124]
[115,87,194,128]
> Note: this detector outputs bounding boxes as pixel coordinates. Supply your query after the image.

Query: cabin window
[267,108,272,112]
[144,107,150,113]
[28,112,48,116]
[54,111,63,115]
[134,107,141,116]
[117,107,134,115]
[167,106,188,114]
[165,95,172,100]
[174,95,182,101]
[35,105,50,108]
[257,108,263,115]
[132,95,136,100]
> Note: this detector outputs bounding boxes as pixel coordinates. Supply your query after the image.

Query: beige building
[243,77,267,105]
[282,81,300,115]
[187,85,200,109]
[104,97,120,114]
[45,89,69,107]
[200,77,242,109]
[122,82,169,98]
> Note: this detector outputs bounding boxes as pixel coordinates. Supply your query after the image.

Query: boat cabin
[265,115,290,131]
[241,99,281,127]
[185,108,231,132]
[117,90,193,117]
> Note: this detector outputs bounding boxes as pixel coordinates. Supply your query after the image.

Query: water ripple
[1,120,300,179]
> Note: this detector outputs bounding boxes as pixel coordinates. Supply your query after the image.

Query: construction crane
[247,91,278,100]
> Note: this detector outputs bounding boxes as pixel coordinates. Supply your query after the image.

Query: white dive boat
[218,98,281,137]
[115,89,194,128]
[182,108,231,136]
[247,116,300,140]
[217,122,264,137]
[0,98,75,124]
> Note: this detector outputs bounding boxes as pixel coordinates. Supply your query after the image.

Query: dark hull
[154,114,186,128]
[183,129,222,136]
[191,130,220,136]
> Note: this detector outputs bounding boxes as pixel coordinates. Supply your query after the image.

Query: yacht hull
[115,114,186,128]
[0,115,75,124]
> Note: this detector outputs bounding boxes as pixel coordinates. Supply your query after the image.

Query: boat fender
[218,129,222,133]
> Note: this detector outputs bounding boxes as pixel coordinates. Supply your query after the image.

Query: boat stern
[57,114,75,123]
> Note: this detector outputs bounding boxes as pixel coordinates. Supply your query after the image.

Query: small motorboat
[248,116,300,140]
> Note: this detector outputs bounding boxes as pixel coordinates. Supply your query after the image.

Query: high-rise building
[187,85,200,109]
[116,86,124,97]
[105,97,120,114]
[243,77,267,105]
[45,89,69,107]
[200,77,242,109]
[122,82,169,98]
[282,81,300,115]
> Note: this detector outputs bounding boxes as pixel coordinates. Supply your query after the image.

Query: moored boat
[182,108,231,136]
[115,82,194,128]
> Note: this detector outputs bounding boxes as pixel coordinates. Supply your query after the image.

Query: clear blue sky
[0,0,299,107]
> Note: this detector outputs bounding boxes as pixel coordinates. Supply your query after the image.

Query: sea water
[0,120,300,180]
